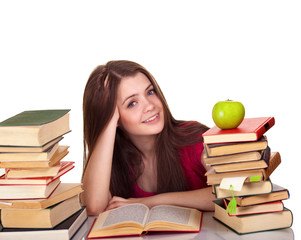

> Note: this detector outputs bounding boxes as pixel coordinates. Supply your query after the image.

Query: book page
[95,204,149,230]
[146,205,191,226]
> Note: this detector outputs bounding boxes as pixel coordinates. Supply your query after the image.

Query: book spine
[254,117,275,139]
[264,152,281,180]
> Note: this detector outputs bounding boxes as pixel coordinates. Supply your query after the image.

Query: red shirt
[132,141,208,197]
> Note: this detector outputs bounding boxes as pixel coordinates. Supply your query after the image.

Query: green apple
[212,100,245,129]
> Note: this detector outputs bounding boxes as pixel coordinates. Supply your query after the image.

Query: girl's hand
[109,105,120,128]
[105,196,144,211]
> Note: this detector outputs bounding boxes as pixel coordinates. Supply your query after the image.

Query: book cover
[0,110,70,126]
[0,109,70,147]
[203,117,275,144]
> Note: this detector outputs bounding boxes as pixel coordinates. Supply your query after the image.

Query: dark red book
[203,117,275,144]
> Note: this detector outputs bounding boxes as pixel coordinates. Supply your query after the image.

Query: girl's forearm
[144,187,215,211]
[81,118,118,215]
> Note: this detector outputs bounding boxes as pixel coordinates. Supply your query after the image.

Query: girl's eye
[147,89,156,96]
[127,101,137,108]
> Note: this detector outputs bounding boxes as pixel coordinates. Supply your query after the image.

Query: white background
[0,0,300,238]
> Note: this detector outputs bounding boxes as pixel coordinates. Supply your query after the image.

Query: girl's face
[117,72,165,139]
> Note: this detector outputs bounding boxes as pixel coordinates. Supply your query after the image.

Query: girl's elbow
[84,199,108,215]
[86,204,105,216]
[81,194,107,215]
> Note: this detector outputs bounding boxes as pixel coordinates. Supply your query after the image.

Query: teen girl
[81,60,215,215]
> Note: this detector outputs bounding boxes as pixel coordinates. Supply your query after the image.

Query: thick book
[0,207,87,240]
[228,183,290,206]
[213,199,293,234]
[0,142,59,161]
[223,199,284,216]
[203,117,275,144]
[0,178,60,200]
[206,152,281,185]
[204,136,268,157]
[0,136,63,153]
[0,182,83,209]
[0,145,69,169]
[1,195,81,228]
[0,109,70,147]
[211,147,270,173]
[87,203,202,239]
[5,161,74,179]
[213,179,273,199]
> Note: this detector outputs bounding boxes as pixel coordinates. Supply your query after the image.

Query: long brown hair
[82,60,208,197]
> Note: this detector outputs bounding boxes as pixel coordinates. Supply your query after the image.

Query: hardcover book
[213,199,293,234]
[0,143,59,161]
[206,152,281,185]
[0,145,69,169]
[204,150,264,166]
[0,136,63,153]
[0,182,83,209]
[0,109,70,147]
[223,199,284,216]
[204,136,268,157]
[228,183,290,206]
[0,178,60,200]
[5,161,74,179]
[213,179,273,199]
[203,117,275,144]
[1,195,81,228]
[0,207,87,240]
[0,162,73,185]
[211,147,270,173]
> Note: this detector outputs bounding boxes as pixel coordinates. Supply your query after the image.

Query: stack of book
[203,117,293,234]
[0,110,87,239]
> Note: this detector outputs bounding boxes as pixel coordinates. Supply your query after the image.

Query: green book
[0,109,70,147]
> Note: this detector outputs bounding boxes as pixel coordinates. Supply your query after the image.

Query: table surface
[71,211,294,240]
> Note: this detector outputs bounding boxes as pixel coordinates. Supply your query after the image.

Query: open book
[87,203,203,239]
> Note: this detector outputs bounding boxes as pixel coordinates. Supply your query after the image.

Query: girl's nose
[143,98,155,113]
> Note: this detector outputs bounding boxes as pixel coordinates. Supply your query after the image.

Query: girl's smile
[142,113,159,123]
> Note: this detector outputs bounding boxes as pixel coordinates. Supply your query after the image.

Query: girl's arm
[106,187,215,211]
[81,107,119,215]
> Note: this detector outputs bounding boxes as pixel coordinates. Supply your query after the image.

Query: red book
[203,117,275,144]
[223,199,284,216]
